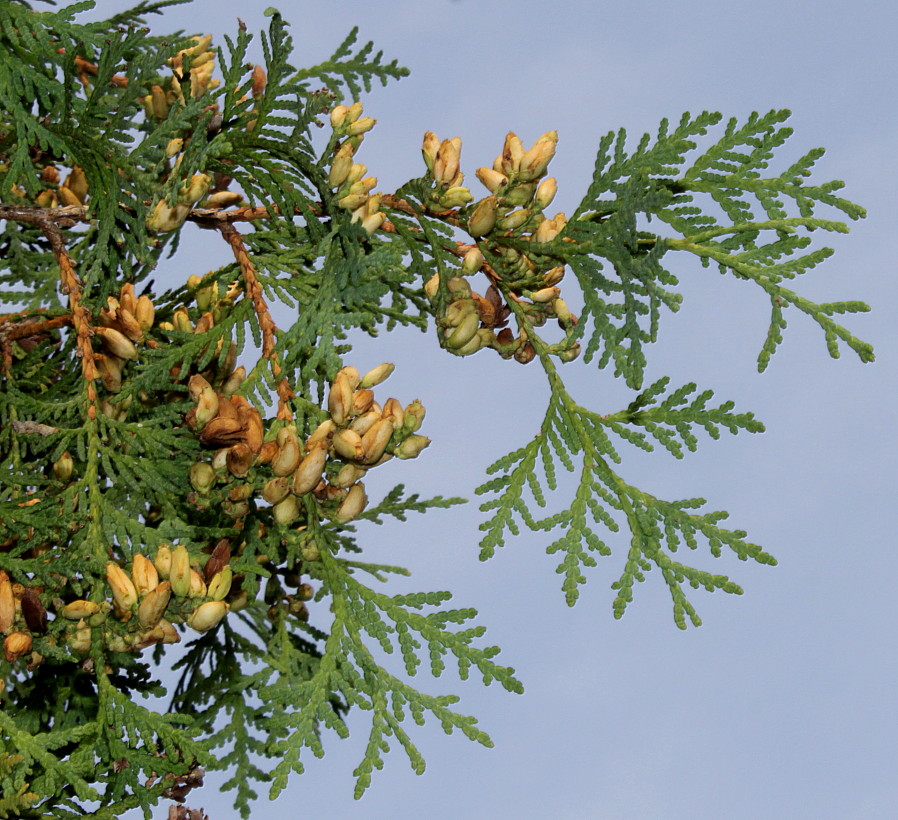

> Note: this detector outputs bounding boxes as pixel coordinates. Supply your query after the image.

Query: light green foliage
[0,0,872,816]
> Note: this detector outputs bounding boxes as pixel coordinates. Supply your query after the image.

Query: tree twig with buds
[215,221,294,419]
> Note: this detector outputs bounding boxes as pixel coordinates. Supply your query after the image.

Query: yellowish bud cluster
[423,272,506,358]
[418,128,579,364]
[146,170,213,234]
[139,38,219,124]
[167,35,219,99]
[327,103,385,235]
[420,132,474,211]
[60,545,234,656]
[57,165,88,207]
[464,131,558,241]
[91,283,156,395]
[185,374,265,506]
[260,364,429,527]
[28,163,87,209]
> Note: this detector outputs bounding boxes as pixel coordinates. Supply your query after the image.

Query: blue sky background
[83,0,898,817]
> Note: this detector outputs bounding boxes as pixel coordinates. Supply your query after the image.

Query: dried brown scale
[20,589,47,634]
[203,539,231,583]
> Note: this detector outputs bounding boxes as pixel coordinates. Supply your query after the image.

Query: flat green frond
[611,488,776,628]
[555,111,871,387]
[477,374,772,620]
[261,550,520,804]
[291,25,409,102]
[600,379,765,458]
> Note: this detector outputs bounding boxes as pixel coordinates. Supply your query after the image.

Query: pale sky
[82,0,898,817]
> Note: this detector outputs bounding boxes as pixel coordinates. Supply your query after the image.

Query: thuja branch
[0,5,873,817]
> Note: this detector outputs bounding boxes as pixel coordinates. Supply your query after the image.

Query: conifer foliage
[0,0,873,816]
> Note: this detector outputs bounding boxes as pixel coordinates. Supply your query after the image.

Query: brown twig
[52,47,130,88]
[0,203,88,226]
[2,314,72,340]
[216,222,294,420]
[0,310,71,374]
[4,210,99,416]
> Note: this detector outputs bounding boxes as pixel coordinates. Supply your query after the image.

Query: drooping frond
[477,367,775,625]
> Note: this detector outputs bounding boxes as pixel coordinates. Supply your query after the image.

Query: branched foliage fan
[0,0,874,816]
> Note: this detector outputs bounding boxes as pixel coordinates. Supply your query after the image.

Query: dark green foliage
[0,0,872,816]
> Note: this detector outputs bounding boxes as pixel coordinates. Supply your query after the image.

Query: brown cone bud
[350,389,374,416]
[63,600,101,620]
[381,398,405,430]
[530,286,561,303]
[328,372,354,426]
[519,131,558,181]
[188,569,207,598]
[262,476,292,505]
[307,419,336,448]
[335,482,367,523]
[204,538,232,582]
[199,416,244,446]
[240,406,265,455]
[467,196,498,237]
[138,581,172,628]
[514,342,537,364]
[132,554,159,597]
[359,363,395,389]
[187,601,229,633]
[21,589,47,634]
[188,371,213,401]
[135,295,155,331]
[65,166,89,203]
[226,442,255,477]
[499,132,525,174]
[0,573,13,634]
[475,167,508,194]
[349,410,380,437]
[292,443,328,496]
[95,326,138,361]
[106,562,138,613]
[258,440,279,464]
[421,131,440,172]
[361,418,394,464]
[273,495,301,526]
[332,428,364,461]
[271,427,302,476]
[221,366,246,396]
[333,463,368,488]
[154,545,172,579]
[4,632,32,662]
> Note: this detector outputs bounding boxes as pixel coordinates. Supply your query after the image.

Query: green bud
[402,400,426,433]
[395,434,430,460]
[189,461,215,495]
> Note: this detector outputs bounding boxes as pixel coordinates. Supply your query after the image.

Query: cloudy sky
[85,0,898,817]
